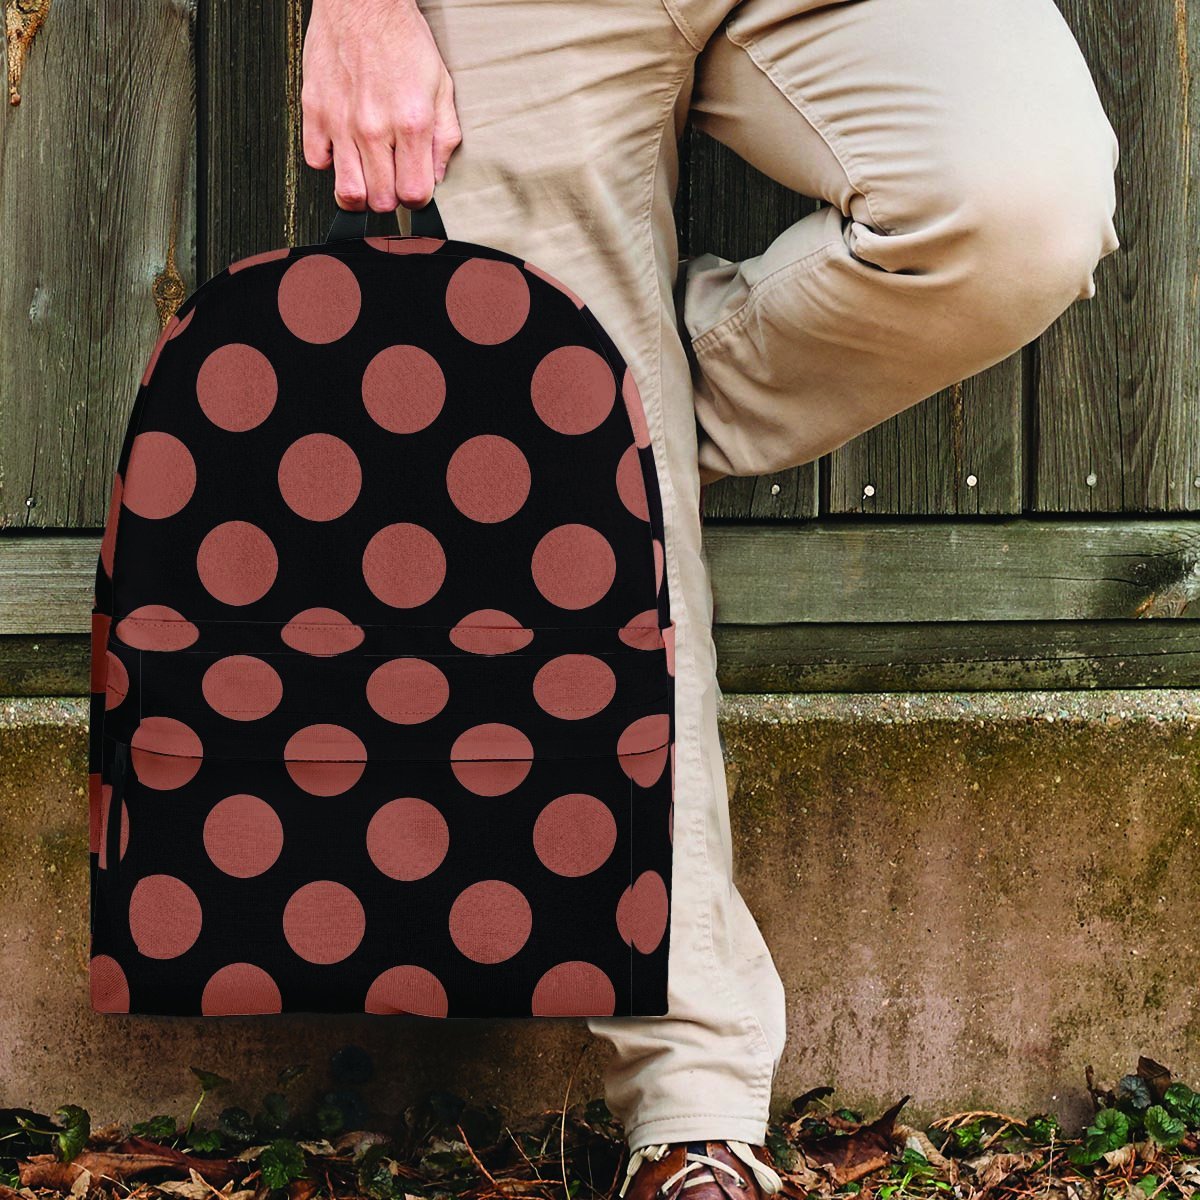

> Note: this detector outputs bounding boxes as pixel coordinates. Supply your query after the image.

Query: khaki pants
[416,0,1120,1148]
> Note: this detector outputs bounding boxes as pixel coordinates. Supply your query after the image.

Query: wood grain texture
[10,620,1200,696]
[715,620,1200,692]
[1035,0,1199,513]
[9,522,1198,640]
[825,357,1025,516]
[704,520,1200,624]
[200,0,331,278]
[0,0,196,529]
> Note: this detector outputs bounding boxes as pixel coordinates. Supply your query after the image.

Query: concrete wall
[4,691,1199,1131]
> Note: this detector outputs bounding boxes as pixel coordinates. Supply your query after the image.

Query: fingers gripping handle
[324,196,447,244]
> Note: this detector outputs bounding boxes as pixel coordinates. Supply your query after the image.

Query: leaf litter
[4,1053,1200,1200]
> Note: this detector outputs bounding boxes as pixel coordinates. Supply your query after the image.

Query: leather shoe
[617,1140,795,1200]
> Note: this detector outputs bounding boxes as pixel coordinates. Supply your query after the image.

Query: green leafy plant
[1024,1113,1061,1145]
[186,1068,230,1140]
[1163,1083,1200,1129]
[260,1138,307,1190]
[1068,1107,1131,1166]
[1145,1106,1187,1149]
[131,1115,178,1141]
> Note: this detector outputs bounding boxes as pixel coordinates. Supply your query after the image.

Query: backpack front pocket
[91,616,675,1017]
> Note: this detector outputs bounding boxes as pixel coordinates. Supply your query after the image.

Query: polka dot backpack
[88,200,676,1018]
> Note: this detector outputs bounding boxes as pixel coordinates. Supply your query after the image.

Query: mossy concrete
[3,692,1200,1131]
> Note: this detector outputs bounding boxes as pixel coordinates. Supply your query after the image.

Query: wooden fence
[1,0,1198,694]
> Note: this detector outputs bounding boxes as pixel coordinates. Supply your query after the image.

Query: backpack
[88,201,676,1018]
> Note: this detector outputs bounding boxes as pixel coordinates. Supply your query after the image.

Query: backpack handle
[324,196,447,243]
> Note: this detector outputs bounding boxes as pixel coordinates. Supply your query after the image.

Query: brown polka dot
[284,724,366,796]
[450,724,533,796]
[622,367,651,449]
[131,717,203,790]
[196,344,278,431]
[617,611,664,651]
[123,433,196,519]
[445,259,530,344]
[278,254,361,343]
[362,345,446,434]
[283,881,365,963]
[167,307,195,341]
[616,870,669,954]
[362,523,446,608]
[115,606,200,650]
[278,433,362,521]
[129,874,203,959]
[281,608,364,656]
[366,658,450,724]
[617,714,670,788]
[201,963,282,1014]
[204,794,283,877]
[616,444,649,520]
[98,786,128,869]
[202,655,283,721]
[531,524,615,610]
[197,521,278,606]
[90,613,110,694]
[531,345,615,435]
[446,435,530,523]
[90,955,130,1013]
[532,654,616,720]
[533,794,616,877]
[532,961,616,1016]
[449,610,534,655]
[365,965,448,1016]
[449,880,531,963]
[367,797,449,880]
[104,650,128,710]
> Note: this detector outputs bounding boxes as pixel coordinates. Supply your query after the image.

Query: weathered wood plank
[0,636,89,697]
[0,0,196,529]
[825,355,1025,516]
[714,620,1200,692]
[705,520,1200,623]
[0,536,99,633]
[7,522,1198,636]
[201,0,331,278]
[8,620,1200,697]
[1034,0,1199,512]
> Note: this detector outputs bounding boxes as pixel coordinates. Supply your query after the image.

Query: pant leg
[414,0,788,1149]
[680,0,1122,484]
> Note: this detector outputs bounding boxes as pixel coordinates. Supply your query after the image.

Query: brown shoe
[618,1140,790,1200]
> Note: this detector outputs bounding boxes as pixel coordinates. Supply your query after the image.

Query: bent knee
[855,149,1119,351]
[851,101,1120,336]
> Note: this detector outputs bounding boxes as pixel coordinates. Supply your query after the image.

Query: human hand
[302,0,462,212]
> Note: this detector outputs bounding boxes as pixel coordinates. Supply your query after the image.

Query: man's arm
[302,0,462,212]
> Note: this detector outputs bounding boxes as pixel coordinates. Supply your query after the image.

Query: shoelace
[618,1141,784,1198]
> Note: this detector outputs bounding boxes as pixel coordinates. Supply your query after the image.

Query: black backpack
[88,203,675,1018]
